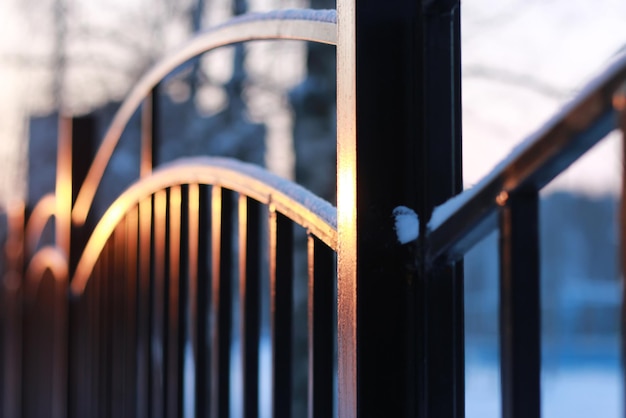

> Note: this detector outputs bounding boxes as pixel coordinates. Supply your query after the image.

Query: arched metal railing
[2,9,340,418]
[71,9,337,226]
[67,157,337,417]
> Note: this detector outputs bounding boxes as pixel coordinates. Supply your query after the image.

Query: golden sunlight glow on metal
[24,246,69,304]
[70,157,337,296]
[336,0,357,416]
[25,193,57,256]
[56,117,72,257]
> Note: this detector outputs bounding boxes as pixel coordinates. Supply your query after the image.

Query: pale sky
[1,0,626,207]
[462,0,626,195]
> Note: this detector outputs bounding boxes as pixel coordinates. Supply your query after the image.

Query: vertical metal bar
[211,186,233,418]
[269,207,293,418]
[52,266,68,418]
[56,116,72,257]
[307,235,334,418]
[137,197,152,418]
[499,191,541,418]
[239,196,261,418]
[111,220,128,417]
[210,186,222,418]
[69,268,90,417]
[421,6,465,414]
[69,115,96,276]
[336,0,463,416]
[195,184,211,418]
[335,0,357,412]
[615,87,626,418]
[2,202,24,418]
[167,186,182,418]
[95,241,108,417]
[179,185,190,418]
[103,238,114,418]
[125,206,139,417]
[187,183,200,417]
[141,86,160,177]
[152,189,167,418]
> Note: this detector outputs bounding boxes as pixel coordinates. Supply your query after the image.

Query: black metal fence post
[499,191,541,418]
[336,0,463,416]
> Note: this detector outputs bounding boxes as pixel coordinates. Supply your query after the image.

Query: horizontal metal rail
[71,9,338,226]
[70,156,337,296]
[427,52,626,265]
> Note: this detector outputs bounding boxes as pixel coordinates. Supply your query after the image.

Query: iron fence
[1,2,626,418]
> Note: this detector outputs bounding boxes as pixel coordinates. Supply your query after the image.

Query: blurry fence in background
[1,9,338,418]
[2,2,626,418]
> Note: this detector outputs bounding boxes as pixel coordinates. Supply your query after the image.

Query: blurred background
[1,0,626,416]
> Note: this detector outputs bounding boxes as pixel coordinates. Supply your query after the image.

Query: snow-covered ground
[467,360,622,417]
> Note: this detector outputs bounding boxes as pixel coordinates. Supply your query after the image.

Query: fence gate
[3,1,626,418]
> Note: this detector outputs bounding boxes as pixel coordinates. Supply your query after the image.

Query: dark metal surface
[166,186,183,418]
[269,210,293,418]
[211,187,233,418]
[307,235,335,418]
[499,192,541,418]
[239,196,261,418]
[336,0,463,416]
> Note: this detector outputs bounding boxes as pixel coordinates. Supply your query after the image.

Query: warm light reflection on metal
[238,194,248,318]
[23,245,69,418]
[336,0,357,414]
[56,116,72,257]
[614,94,626,111]
[2,200,26,418]
[71,10,337,226]
[306,233,315,415]
[188,183,200,355]
[268,205,277,314]
[267,204,280,417]
[5,200,25,274]
[71,157,336,296]
[168,186,182,412]
[210,185,222,418]
[496,190,509,207]
[24,246,69,304]
[140,93,154,178]
[152,188,167,407]
[24,194,57,256]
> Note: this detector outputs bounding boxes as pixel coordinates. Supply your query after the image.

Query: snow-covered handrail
[70,156,337,296]
[71,9,337,225]
[427,51,626,265]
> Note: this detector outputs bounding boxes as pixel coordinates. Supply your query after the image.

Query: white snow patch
[429,189,478,232]
[393,206,419,244]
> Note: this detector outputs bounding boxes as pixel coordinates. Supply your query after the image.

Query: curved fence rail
[67,156,337,417]
[71,9,338,225]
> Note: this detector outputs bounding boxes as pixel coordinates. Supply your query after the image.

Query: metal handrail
[427,52,626,265]
[71,9,337,226]
[70,156,337,296]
